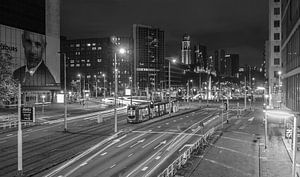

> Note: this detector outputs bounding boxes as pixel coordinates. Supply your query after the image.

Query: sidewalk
[182,108,293,177]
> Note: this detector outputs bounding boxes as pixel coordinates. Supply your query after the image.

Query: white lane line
[27,129,33,132]
[248,117,254,122]
[157,126,161,128]
[80,162,87,167]
[180,117,183,119]
[128,153,133,157]
[166,123,169,125]
[142,133,166,148]
[110,164,116,168]
[141,167,148,171]
[6,134,13,137]
[100,152,107,156]
[155,156,161,160]
[0,140,7,144]
[173,120,176,122]
[117,133,146,148]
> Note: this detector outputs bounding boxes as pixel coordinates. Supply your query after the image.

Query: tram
[127,100,179,123]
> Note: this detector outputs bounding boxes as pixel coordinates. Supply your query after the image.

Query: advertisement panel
[0,24,60,91]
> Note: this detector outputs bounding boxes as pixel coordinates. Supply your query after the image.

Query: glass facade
[281,0,300,113]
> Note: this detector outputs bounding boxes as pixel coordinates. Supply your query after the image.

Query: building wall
[268,0,281,98]
[281,0,300,112]
[133,24,165,92]
[0,0,60,103]
[181,34,191,65]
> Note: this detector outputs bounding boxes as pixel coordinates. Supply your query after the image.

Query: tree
[0,50,18,104]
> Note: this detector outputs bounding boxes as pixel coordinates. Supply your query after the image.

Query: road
[43,108,224,177]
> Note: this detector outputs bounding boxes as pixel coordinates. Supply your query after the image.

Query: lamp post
[59,52,68,132]
[41,95,45,114]
[168,59,176,115]
[94,75,98,98]
[102,73,106,100]
[278,71,282,107]
[114,48,126,133]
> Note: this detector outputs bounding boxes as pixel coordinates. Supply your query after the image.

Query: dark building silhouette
[133,24,165,93]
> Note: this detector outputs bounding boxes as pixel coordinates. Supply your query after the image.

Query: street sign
[21,107,33,122]
[285,128,292,139]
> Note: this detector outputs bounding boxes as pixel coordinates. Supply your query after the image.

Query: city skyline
[61,0,268,67]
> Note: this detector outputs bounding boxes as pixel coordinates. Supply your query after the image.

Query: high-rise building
[61,36,132,97]
[268,0,282,100]
[281,0,300,112]
[214,49,226,76]
[181,34,191,65]
[133,24,165,92]
[224,54,239,77]
[0,0,60,103]
[193,44,207,72]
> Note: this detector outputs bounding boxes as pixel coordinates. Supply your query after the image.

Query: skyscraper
[133,24,165,92]
[224,54,239,77]
[181,34,191,65]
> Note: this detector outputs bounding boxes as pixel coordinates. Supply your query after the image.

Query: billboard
[0,24,60,91]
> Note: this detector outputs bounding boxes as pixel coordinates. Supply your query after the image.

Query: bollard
[97,113,103,123]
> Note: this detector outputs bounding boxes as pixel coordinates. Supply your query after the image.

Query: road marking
[179,144,193,152]
[155,156,161,160]
[110,164,116,168]
[142,133,166,148]
[141,167,148,171]
[80,162,87,166]
[154,140,167,150]
[239,125,247,130]
[157,126,161,128]
[130,139,145,148]
[128,153,133,157]
[117,133,145,148]
[173,120,176,122]
[248,117,254,122]
[180,118,183,119]
[0,140,7,144]
[6,134,13,137]
[165,123,169,125]
[27,129,32,132]
[101,152,107,156]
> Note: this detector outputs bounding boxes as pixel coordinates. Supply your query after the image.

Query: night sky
[61,0,268,66]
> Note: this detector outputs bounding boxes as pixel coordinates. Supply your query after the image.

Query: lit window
[87,43,91,47]
[76,44,80,47]
[87,75,91,78]
[98,47,102,50]
[70,64,74,67]
[92,47,97,50]
[87,63,91,67]
[87,59,90,62]
[92,43,96,46]
[76,64,80,67]
[70,60,74,63]
[97,59,102,62]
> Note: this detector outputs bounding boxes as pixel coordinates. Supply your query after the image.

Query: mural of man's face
[22,31,46,69]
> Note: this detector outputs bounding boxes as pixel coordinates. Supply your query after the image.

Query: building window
[274,20,280,27]
[274,58,280,65]
[70,44,74,47]
[274,45,280,52]
[274,8,280,15]
[86,63,91,67]
[70,60,74,63]
[76,64,80,67]
[76,44,80,47]
[92,47,97,50]
[70,64,74,67]
[92,43,96,46]
[274,33,280,40]
[87,43,91,47]
[97,59,102,62]
[98,47,102,50]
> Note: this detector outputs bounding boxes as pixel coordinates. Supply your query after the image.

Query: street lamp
[168,58,176,115]
[94,75,98,98]
[41,95,45,114]
[102,73,106,100]
[58,52,68,132]
[114,47,126,133]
